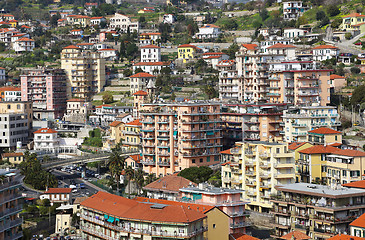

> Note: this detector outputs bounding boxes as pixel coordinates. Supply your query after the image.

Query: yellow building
[221,141,296,213]
[68,15,91,27]
[122,119,142,151]
[109,120,125,145]
[307,127,342,145]
[1,152,24,165]
[288,142,313,183]
[177,44,200,63]
[341,13,365,33]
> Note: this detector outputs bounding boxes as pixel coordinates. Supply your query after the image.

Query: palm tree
[125,166,134,198]
[145,173,157,186]
[134,169,145,196]
[108,149,125,195]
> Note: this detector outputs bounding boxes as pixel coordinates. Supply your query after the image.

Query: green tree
[260,9,269,21]
[350,85,365,106]
[224,19,238,30]
[316,10,326,21]
[331,18,342,28]
[326,4,340,17]
[126,43,139,60]
[125,166,134,198]
[351,67,361,74]
[145,173,157,185]
[223,43,239,59]
[108,149,125,194]
[345,32,352,40]
[102,93,114,104]
[178,166,213,183]
[123,69,133,77]
[134,169,145,196]
[203,85,218,99]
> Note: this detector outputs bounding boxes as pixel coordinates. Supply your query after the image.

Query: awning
[104,214,108,219]
[108,216,114,223]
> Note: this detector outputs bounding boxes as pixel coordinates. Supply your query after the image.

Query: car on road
[80,183,85,189]
[72,189,78,193]
[69,184,77,189]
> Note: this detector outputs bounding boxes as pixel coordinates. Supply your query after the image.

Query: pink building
[180,184,249,234]
[20,68,67,120]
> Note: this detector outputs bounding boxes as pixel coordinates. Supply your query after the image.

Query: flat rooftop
[237,141,285,146]
[180,185,243,195]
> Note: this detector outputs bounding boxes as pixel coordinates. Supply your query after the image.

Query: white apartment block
[109,13,139,33]
[140,45,161,62]
[13,37,34,52]
[195,24,221,39]
[312,45,340,61]
[283,1,308,20]
[218,60,243,101]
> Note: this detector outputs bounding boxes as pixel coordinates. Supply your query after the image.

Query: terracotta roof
[58,19,67,22]
[299,145,365,157]
[288,142,307,150]
[343,13,365,18]
[241,44,258,50]
[12,33,26,37]
[350,212,365,228]
[44,188,72,194]
[126,119,142,126]
[70,29,82,32]
[313,45,338,49]
[140,44,160,49]
[21,25,31,28]
[330,74,345,80]
[203,52,226,55]
[201,24,220,28]
[98,48,117,51]
[81,191,206,223]
[178,44,199,49]
[308,127,341,135]
[73,196,88,205]
[133,90,148,96]
[91,17,104,19]
[329,142,342,147]
[327,234,364,240]
[280,231,311,240]
[220,149,232,154]
[205,56,221,59]
[221,161,231,166]
[95,104,112,108]
[343,180,365,189]
[143,175,196,193]
[63,45,80,49]
[0,86,20,91]
[15,37,33,42]
[133,61,170,66]
[128,154,142,163]
[110,120,123,127]
[230,233,260,240]
[140,32,161,36]
[66,98,85,102]
[129,72,156,78]
[34,128,57,134]
[267,43,296,49]
[2,152,23,158]
[217,60,235,66]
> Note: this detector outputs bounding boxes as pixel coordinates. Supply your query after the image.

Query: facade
[109,13,139,33]
[329,74,346,92]
[13,37,34,52]
[20,68,67,120]
[283,28,308,38]
[133,61,172,75]
[282,106,341,142]
[80,191,207,240]
[180,184,249,234]
[221,141,296,213]
[33,128,59,154]
[283,1,308,20]
[63,99,91,123]
[66,15,91,27]
[0,87,21,102]
[123,119,142,151]
[195,24,221,39]
[139,33,161,46]
[143,175,196,201]
[90,104,132,127]
[203,52,229,69]
[178,44,200,63]
[1,152,24,165]
[140,102,222,176]
[140,45,161,62]
[218,60,243,101]
[350,212,365,238]
[109,121,125,146]
[0,67,5,83]
[40,188,72,206]
[61,45,106,100]
[288,142,313,183]
[312,45,339,61]
[0,101,33,150]
[307,127,342,145]
[129,72,156,94]
[97,48,118,61]
[341,13,365,33]
[0,169,23,240]
[125,154,143,170]
[270,183,365,239]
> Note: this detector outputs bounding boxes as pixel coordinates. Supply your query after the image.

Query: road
[325,32,365,54]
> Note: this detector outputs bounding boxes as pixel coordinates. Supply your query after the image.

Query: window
[192,159,195,163]
[213,224,216,229]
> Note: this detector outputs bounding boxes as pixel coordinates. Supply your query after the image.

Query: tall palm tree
[108,149,125,194]
[145,173,157,186]
[125,166,134,198]
[134,169,145,196]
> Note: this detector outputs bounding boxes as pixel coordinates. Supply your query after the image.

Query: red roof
[15,37,33,42]
[178,44,199,49]
[70,29,82,32]
[350,212,365,228]
[288,142,308,150]
[63,45,80,49]
[126,119,142,126]
[330,74,345,80]
[66,98,85,102]
[241,44,258,50]
[133,90,148,96]
[129,72,156,78]
[308,127,341,135]
[81,191,206,223]
[220,149,232,154]
[0,86,20,91]
[343,13,365,18]
[21,25,31,28]
[110,120,122,127]
[140,32,161,36]
[280,231,311,240]
[141,44,160,49]
[343,180,365,189]
[95,104,112,108]
[203,52,226,55]
[2,152,24,158]
[299,145,365,157]
[128,154,142,163]
[201,24,220,28]
[143,175,196,193]
[313,45,338,50]
[267,43,296,49]
[91,17,104,19]
[230,233,260,240]
[98,48,117,51]
[327,234,363,240]
[34,128,58,134]
[44,188,72,194]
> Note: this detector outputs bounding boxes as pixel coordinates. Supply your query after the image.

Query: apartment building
[80,191,207,240]
[298,145,365,185]
[312,45,340,61]
[218,60,243,101]
[0,169,23,240]
[60,45,106,100]
[350,212,365,238]
[89,104,132,127]
[139,32,161,46]
[109,13,139,33]
[0,87,21,102]
[13,37,34,52]
[129,72,156,94]
[195,24,221,40]
[140,44,161,62]
[282,106,341,142]
[33,128,59,154]
[270,183,365,239]
[235,44,268,102]
[0,67,5,83]
[221,141,296,213]
[0,101,33,150]
[341,13,365,33]
[20,68,67,120]
[283,1,308,20]
[63,99,92,123]
[180,184,249,234]
[40,188,72,206]
[123,119,142,151]
[140,101,222,176]
[307,127,342,145]
[288,142,313,183]
[221,103,286,148]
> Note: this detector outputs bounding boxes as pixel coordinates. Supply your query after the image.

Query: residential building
[1,152,24,165]
[90,16,106,26]
[140,44,161,62]
[60,45,106,100]
[203,52,229,69]
[89,104,132,127]
[143,175,196,201]
[0,169,23,240]
[97,48,118,61]
[177,44,200,63]
[0,67,5,83]
[163,14,176,24]
[0,87,21,102]
[283,1,308,20]
[133,61,172,75]
[270,183,365,239]
[229,233,260,240]
[283,28,308,38]
[109,13,139,33]
[288,142,313,183]
[139,32,161,46]
[221,103,286,148]
[180,184,249,234]
[40,188,72,206]
[133,90,149,119]
[328,235,363,240]
[135,197,230,240]
[279,231,310,240]
[123,119,142,151]
[195,24,221,40]
[341,13,365,33]
[350,212,365,238]
[66,15,91,27]
[218,60,243,101]
[33,128,59,154]
[55,205,73,234]
[312,45,339,61]
[20,68,67,120]
[307,127,342,145]
[70,29,83,36]
[0,101,33,150]
[140,101,222,176]
[109,121,125,147]
[125,154,143,170]
[282,106,341,142]
[63,99,91,123]
[330,74,346,92]
[13,37,34,52]
[221,141,296,213]
[80,191,207,240]
[129,72,156,94]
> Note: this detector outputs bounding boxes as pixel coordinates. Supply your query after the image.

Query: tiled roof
[140,44,160,49]
[91,17,104,19]
[95,104,112,108]
[140,32,161,36]
[327,234,364,240]
[133,90,148,96]
[350,212,365,228]
[267,43,296,49]
[313,45,338,49]
[280,231,311,240]
[98,48,117,51]
[343,13,365,18]
[221,161,231,166]
[220,149,232,154]
[15,37,34,42]
[129,154,142,163]
[343,180,365,189]
[34,128,57,134]
[63,45,80,49]
[126,119,142,126]
[129,72,156,78]
[143,175,196,193]
[81,191,206,223]
[203,52,226,55]
[299,145,365,157]
[66,98,85,102]
[230,233,260,240]
[2,152,23,158]
[288,142,307,150]
[201,24,220,28]
[205,56,221,59]
[330,74,345,79]
[70,29,82,32]
[241,44,258,50]
[44,188,72,194]
[308,127,341,134]
[178,44,199,49]
[0,86,20,91]
[110,120,122,127]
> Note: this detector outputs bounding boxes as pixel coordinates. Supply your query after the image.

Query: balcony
[274,173,295,179]
[0,218,22,232]
[4,232,23,240]
[230,222,251,229]
[0,180,21,192]
[292,123,307,127]
[274,163,294,168]
[246,171,256,176]
[0,206,22,220]
[141,161,155,166]
[292,132,306,136]
[0,193,23,205]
